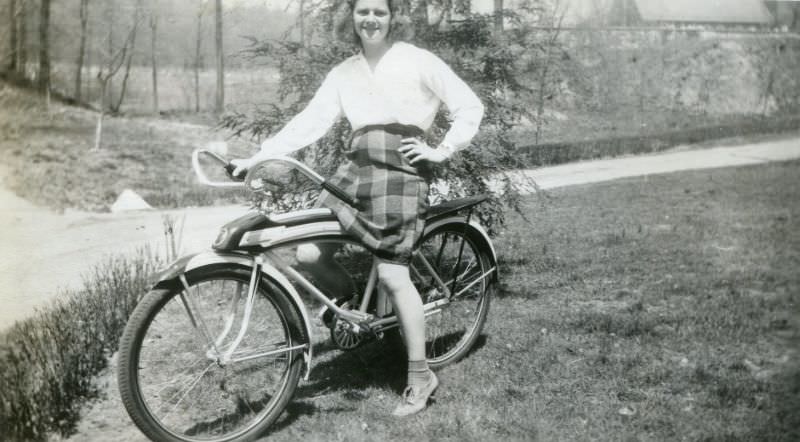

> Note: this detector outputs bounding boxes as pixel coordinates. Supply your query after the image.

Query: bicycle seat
[425,194,490,222]
[213,209,337,251]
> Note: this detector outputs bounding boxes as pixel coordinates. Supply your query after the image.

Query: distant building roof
[633,0,773,24]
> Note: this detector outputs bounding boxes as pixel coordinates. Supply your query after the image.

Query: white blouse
[260,41,484,157]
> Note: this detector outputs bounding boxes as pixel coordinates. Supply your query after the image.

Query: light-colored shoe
[392,370,439,417]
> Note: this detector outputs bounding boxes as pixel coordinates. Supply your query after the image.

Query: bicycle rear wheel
[412,222,494,368]
[117,266,306,442]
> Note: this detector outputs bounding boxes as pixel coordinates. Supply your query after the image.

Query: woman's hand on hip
[399,138,448,165]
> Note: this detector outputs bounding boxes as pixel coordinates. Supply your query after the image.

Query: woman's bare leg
[376,260,426,360]
[376,258,438,416]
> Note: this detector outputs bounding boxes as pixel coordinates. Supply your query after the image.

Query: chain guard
[329,316,367,350]
[327,301,384,350]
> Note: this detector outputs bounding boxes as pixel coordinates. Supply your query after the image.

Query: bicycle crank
[328,315,382,350]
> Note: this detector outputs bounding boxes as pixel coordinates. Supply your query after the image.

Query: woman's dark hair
[334,0,413,47]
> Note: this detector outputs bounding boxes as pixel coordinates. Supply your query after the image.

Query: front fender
[152,251,314,380]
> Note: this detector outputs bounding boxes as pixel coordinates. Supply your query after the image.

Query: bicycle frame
[152,150,498,380]
[154,214,497,378]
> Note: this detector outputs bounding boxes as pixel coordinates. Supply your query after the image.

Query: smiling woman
[334,0,414,46]
[230,0,484,417]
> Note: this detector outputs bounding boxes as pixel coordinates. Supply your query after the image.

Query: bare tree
[95,18,138,149]
[214,0,224,114]
[75,0,90,102]
[112,0,144,112]
[38,0,51,98]
[149,3,158,114]
[533,0,568,144]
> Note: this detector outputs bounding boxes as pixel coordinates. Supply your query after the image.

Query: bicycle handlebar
[191,149,246,188]
[191,149,363,210]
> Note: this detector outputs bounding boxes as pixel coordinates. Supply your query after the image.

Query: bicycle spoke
[413,224,492,367]
[166,362,216,416]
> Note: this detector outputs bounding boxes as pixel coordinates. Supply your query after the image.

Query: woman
[232,0,483,417]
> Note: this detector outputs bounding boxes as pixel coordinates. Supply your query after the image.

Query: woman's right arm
[233,68,343,173]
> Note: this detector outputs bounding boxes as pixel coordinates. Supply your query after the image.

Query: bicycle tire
[117,265,307,442]
[411,222,494,369]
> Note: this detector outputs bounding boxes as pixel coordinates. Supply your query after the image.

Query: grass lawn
[484,161,800,441]
[55,160,798,442]
[251,161,799,441]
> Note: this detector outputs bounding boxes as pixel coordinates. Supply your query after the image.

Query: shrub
[0,250,160,441]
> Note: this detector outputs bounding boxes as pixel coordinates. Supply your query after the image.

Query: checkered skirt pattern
[316,126,429,264]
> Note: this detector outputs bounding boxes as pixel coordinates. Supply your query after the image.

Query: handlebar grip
[224,163,245,182]
[322,181,363,211]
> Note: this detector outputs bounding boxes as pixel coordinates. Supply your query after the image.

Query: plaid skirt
[316,124,430,264]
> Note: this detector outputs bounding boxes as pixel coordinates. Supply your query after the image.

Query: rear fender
[152,251,314,380]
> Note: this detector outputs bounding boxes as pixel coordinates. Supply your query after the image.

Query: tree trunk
[8,0,17,73]
[411,0,429,27]
[104,1,115,106]
[535,62,549,145]
[150,13,158,114]
[95,78,107,150]
[214,0,224,114]
[38,0,51,97]
[75,0,89,102]
[194,8,203,112]
[494,0,503,33]
[17,0,26,77]
[299,0,304,46]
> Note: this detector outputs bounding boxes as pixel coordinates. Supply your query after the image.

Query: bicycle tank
[212,208,340,251]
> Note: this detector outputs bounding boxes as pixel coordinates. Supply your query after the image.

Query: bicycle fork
[177,255,308,367]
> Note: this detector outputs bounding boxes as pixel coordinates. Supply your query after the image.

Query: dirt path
[3,133,800,332]
[0,184,251,330]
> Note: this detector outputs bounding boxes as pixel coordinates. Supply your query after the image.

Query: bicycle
[117,148,499,442]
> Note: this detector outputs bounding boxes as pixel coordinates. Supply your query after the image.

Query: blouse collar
[358,41,399,74]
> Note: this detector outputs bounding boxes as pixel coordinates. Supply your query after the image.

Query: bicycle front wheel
[117,266,307,442]
[412,222,494,368]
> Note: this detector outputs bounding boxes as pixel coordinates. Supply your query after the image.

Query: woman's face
[353,0,392,45]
